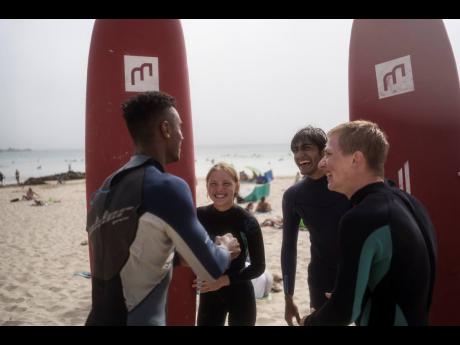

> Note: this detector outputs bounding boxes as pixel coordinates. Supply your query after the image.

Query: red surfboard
[349,19,460,325]
[85,19,196,325]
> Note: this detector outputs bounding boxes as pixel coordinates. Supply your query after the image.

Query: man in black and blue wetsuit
[281,126,350,325]
[85,91,241,326]
[303,120,437,326]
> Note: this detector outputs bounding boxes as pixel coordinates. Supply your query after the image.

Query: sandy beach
[0,176,311,326]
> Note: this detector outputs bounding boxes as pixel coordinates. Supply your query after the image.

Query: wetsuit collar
[306,174,327,184]
[210,204,235,214]
[130,154,165,173]
[350,182,386,206]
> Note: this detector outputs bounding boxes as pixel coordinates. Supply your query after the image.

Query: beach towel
[241,183,270,202]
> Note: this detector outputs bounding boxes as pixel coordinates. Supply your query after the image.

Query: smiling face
[291,140,324,179]
[318,133,355,197]
[206,168,239,212]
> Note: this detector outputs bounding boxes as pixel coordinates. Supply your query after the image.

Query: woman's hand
[193,275,230,293]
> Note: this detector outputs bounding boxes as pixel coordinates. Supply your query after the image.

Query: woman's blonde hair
[206,162,240,196]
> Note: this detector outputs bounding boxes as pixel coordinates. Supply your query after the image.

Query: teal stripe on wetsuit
[304,182,436,326]
[351,225,408,326]
[352,226,392,322]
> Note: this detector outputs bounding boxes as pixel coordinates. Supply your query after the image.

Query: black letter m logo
[131,63,153,86]
[383,64,406,91]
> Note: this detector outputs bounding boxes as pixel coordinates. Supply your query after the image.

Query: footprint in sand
[0,295,25,304]
[5,305,27,313]
[4,285,19,292]
[2,320,24,326]
[46,305,62,313]
[48,287,62,293]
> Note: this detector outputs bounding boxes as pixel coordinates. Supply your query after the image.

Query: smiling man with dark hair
[86,91,241,326]
[281,125,350,326]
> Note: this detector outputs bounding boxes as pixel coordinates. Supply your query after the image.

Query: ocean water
[0,144,298,185]
[0,149,85,185]
[195,144,298,178]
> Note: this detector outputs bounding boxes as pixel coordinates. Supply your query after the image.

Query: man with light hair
[302,120,437,326]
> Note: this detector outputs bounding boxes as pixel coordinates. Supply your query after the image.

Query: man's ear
[352,151,365,166]
[160,120,171,139]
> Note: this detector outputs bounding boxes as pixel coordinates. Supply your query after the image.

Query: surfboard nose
[86,19,196,325]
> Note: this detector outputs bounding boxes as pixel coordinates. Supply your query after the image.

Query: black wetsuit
[304,182,437,326]
[281,175,351,309]
[196,205,265,326]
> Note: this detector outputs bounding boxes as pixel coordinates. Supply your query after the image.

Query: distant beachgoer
[0,171,4,186]
[57,174,65,184]
[22,187,39,201]
[15,169,20,185]
[272,273,283,292]
[239,170,249,182]
[235,193,245,204]
[261,216,283,229]
[68,164,72,172]
[250,263,283,298]
[251,268,273,299]
[245,202,254,213]
[255,197,272,213]
[33,199,46,206]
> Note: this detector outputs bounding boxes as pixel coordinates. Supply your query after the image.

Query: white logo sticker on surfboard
[124,55,159,92]
[375,55,414,99]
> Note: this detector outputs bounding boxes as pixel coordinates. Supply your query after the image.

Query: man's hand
[192,275,230,293]
[215,233,241,260]
[284,295,301,326]
[301,295,328,326]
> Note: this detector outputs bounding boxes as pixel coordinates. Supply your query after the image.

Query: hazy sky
[1,19,459,150]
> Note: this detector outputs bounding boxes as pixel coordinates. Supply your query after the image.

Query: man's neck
[306,170,325,180]
[346,175,384,199]
[135,146,166,167]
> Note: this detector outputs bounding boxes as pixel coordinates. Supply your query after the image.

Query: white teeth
[299,160,311,165]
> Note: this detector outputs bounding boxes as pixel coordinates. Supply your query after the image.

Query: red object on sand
[349,19,460,324]
[85,19,196,325]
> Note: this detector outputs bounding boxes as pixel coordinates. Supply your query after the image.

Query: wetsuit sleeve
[304,213,391,325]
[227,216,265,284]
[281,187,301,296]
[144,176,231,282]
[392,189,437,310]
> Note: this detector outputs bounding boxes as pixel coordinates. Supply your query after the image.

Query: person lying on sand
[261,216,283,229]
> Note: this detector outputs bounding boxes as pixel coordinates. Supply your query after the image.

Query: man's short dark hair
[122,91,176,145]
[290,126,327,152]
